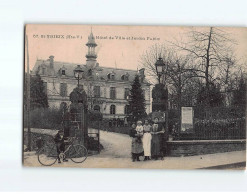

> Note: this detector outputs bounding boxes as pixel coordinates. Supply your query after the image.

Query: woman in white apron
[142,119,152,160]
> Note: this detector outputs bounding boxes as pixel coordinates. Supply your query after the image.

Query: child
[136,121,144,143]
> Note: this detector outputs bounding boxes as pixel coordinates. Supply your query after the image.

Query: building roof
[32,59,150,85]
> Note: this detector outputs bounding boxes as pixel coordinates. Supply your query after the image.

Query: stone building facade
[31,31,151,119]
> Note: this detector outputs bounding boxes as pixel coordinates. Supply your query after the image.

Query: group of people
[53,116,167,163]
[129,117,167,162]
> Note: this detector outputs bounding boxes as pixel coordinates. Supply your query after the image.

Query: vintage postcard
[23,24,246,169]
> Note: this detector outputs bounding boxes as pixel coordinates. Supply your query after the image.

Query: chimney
[49,55,54,69]
[139,68,145,82]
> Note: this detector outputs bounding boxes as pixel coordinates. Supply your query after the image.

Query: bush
[88,110,103,121]
[24,108,63,130]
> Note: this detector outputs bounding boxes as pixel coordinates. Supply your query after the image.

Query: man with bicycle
[54,130,69,163]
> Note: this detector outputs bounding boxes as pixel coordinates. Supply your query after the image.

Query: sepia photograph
[23,24,246,169]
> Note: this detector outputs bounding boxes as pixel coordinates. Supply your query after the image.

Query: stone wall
[166,140,246,157]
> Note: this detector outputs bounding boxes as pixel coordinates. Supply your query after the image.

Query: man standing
[54,130,68,163]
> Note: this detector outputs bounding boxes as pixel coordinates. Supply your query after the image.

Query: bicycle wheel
[68,144,88,163]
[38,144,57,166]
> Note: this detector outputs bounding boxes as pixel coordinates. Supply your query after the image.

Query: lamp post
[155,57,165,84]
[73,65,84,144]
[74,65,84,87]
[154,57,169,135]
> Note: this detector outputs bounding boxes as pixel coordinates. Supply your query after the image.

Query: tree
[24,73,49,110]
[140,44,201,108]
[128,75,146,121]
[232,77,246,106]
[171,27,236,91]
[196,83,224,107]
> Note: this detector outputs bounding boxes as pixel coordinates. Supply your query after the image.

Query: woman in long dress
[142,119,152,160]
[129,123,144,162]
[151,117,165,160]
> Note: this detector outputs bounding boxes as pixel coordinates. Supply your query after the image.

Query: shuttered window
[94,86,101,97]
[110,105,116,115]
[110,87,116,99]
[60,83,67,97]
[124,88,129,99]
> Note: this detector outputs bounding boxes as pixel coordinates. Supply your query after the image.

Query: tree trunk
[205,27,212,92]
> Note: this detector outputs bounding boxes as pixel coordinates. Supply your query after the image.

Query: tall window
[124,105,130,115]
[60,83,67,97]
[94,86,101,97]
[110,105,116,115]
[61,70,66,75]
[124,88,129,99]
[110,87,116,99]
[43,82,47,94]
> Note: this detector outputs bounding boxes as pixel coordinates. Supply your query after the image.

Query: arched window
[124,105,130,115]
[94,105,100,112]
[110,105,116,115]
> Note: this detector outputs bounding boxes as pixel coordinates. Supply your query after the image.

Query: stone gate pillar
[69,85,88,147]
[152,83,168,112]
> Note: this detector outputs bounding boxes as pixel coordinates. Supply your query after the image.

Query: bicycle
[38,137,88,166]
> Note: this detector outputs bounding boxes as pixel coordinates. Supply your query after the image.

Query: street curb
[199,161,246,170]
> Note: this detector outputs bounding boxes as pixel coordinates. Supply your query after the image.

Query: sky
[25,24,247,73]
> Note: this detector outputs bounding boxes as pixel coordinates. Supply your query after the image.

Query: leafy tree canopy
[128,75,146,122]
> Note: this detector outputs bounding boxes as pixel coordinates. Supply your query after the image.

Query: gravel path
[98,130,131,158]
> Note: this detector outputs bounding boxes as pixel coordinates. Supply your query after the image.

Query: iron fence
[172,105,246,140]
[177,117,246,140]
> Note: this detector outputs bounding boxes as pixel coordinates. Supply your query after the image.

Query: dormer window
[60,65,67,76]
[121,73,129,81]
[107,72,115,80]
